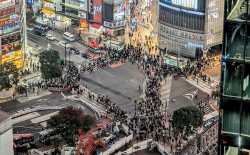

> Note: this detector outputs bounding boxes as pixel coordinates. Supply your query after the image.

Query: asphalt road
[167,78,208,113]
[80,63,145,115]
[27,31,88,65]
[0,93,94,116]
[135,150,161,155]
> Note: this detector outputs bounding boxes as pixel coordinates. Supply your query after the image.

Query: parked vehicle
[63,32,75,41]
[14,133,35,149]
[68,47,80,55]
[58,41,71,48]
[46,33,56,41]
[81,53,88,59]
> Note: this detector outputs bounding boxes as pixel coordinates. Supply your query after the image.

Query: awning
[80,19,88,29]
[90,23,102,29]
[41,8,55,17]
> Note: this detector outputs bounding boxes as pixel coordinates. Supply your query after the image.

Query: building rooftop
[0,110,10,123]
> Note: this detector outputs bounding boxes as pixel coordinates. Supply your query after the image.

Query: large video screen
[79,0,87,11]
[113,0,125,21]
[160,0,200,10]
[89,0,102,24]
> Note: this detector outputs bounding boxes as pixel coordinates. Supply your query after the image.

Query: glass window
[222,107,240,134]
[224,23,246,60]
[226,0,248,22]
[223,146,239,155]
[243,64,250,99]
[223,62,243,97]
[241,103,250,135]
[244,24,250,61]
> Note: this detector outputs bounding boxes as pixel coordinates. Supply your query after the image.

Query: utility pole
[22,0,27,69]
[64,42,67,66]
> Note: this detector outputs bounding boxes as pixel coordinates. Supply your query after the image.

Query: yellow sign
[1,50,24,69]
[41,7,55,17]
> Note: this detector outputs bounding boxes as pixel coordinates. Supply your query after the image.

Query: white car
[46,33,56,41]
[27,27,34,32]
[58,41,71,48]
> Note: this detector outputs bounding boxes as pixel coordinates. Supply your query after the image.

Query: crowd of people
[18,63,80,96]
[77,44,168,141]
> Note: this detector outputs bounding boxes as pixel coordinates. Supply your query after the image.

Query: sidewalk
[0,89,14,104]
[184,77,213,95]
[17,90,52,103]
[20,72,41,83]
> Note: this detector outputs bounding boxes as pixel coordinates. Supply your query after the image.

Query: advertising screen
[79,0,87,11]
[89,0,103,24]
[113,0,125,21]
[160,0,198,10]
[103,3,113,21]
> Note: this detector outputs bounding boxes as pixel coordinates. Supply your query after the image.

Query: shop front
[102,0,125,45]
[40,0,71,30]
[79,19,88,32]
[1,50,24,69]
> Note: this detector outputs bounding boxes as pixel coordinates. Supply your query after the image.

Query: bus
[33,24,48,36]
[14,133,35,149]
[63,32,75,41]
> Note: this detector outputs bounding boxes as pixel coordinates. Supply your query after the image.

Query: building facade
[158,0,224,58]
[219,0,250,154]
[0,0,26,69]
[102,0,126,45]
[0,110,13,155]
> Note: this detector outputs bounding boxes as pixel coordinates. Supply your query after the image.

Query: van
[63,32,75,41]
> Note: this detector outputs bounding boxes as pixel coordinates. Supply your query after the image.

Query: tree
[172,106,203,135]
[47,106,95,146]
[0,62,19,90]
[0,71,10,90]
[39,49,62,79]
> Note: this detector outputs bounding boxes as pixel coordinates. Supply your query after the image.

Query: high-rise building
[158,0,224,58]
[219,0,250,154]
[0,0,26,69]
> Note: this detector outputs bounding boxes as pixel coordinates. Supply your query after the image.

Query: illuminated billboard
[113,0,125,21]
[160,0,198,10]
[79,0,87,11]
[89,0,102,24]
[1,50,24,68]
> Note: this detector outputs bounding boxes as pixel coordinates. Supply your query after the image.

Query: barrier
[100,134,133,155]
[116,139,153,155]
[48,86,71,92]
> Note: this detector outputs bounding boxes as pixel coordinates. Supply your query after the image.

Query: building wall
[0,117,13,155]
[219,0,250,154]
[158,0,224,58]
[0,0,26,69]
[205,0,224,47]
[159,23,205,57]
[0,128,14,155]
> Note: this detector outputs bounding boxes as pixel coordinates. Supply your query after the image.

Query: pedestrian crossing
[160,75,172,112]
[185,77,212,95]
